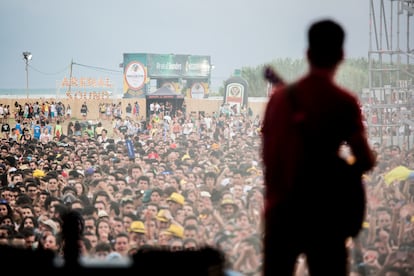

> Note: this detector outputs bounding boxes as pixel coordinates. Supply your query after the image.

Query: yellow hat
[166,224,184,239]
[128,221,146,234]
[167,192,185,205]
[33,169,45,178]
[211,143,220,150]
[246,167,259,175]
[181,154,191,161]
[220,198,238,211]
[156,209,169,222]
[362,221,370,229]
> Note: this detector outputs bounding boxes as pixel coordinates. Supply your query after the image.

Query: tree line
[218,57,413,98]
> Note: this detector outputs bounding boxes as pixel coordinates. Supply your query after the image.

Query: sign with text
[60,77,114,100]
[123,53,211,98]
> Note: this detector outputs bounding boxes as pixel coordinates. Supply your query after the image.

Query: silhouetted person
[261,19,376,275]
[61,210,84,268]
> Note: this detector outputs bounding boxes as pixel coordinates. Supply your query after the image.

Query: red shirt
[261,69,364,210]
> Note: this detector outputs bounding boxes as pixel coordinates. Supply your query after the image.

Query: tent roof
[146,87,184,99]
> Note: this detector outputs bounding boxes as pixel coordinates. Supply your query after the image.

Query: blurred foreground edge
[0,243,227,275]
[1,210,227,275]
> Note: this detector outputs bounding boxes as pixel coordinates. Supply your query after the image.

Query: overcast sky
[0,0,373,91]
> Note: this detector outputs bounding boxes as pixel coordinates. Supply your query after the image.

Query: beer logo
[125,62,146,90]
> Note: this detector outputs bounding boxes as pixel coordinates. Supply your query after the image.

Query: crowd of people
[0,95,413,275]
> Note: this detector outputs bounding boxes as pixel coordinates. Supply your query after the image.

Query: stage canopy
[145,87,184,118]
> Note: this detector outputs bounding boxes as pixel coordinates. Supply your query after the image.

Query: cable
[28,64,70,75]
[73,62,123,74]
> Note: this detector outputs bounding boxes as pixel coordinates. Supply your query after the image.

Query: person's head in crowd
[20,226,37,249]
[68,169,83,180]
[166,192,185,215]
[44,196,62,218]
[73,181,88,197]
[174,207,185,226]
[183,179,196,191]
[51,217,63,234]
[0,199,12,218]
[15,181,27,194]
[129,164,143,182]
[116,177,128,193]
[220,198,238,221]
[183,238,199,251]
[183,202,196,217]
[113,232,130,257]
[166,223,184,240]
[61,185,76,196]
[231,183,245,200]
[79,235,93,256]
[45,174,60,197]
[91,241,111,259]
[145,168,156,182]
[183,215,199,227]
[109,200,120,217]
[111,216,125,236]
[25,181,39,201]
[149,188,163,204]
[19,204,35,218]
[174,167,186,180]
[199,189,213,209]
[106,183,117,198]
[144,217,158,241]
[231,169,245,186]
[83,215,97,234]
[235,210,251,230]
[106,173,117,186]
[155,209,171,231]
[157,229,172,248]
[233,197,246,210]
[220,189,234,201]
[92,190,111,208]
[128,220,147,249]
[144,202,159,219]
[120,197,135,216]
[80,153,88,164]
[83,230,99,251]
[0,214,15,229]
[204,171,217,189]
[214,230,235,255]
[163,186,178,199]
[94,200,107,215]
[122,213,138,232]
[137,175,151,192]
[376,206,392,230]
[198,208,214,227]
[19,216,39,231]
[183,189,198,205]
[169,237,184,252]
[183,224,198,240]
[91,169,103,180]
[96,218,112,243]
[168,176,181,191]
[0,224,14,244]
[51,203,68,219]
[82,205,98,219]
[70,199,85,212]
[38,217,58,237]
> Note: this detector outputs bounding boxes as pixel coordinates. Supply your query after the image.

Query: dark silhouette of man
[261,19,376,275]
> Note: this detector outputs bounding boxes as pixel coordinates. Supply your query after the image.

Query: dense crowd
[0,99,414,275]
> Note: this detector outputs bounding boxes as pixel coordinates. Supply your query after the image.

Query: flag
[383,166,414,185]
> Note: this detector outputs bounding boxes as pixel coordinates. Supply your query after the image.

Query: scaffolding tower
[367,0,414,148]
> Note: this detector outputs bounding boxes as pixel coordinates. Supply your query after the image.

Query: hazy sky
[0,0,372,91]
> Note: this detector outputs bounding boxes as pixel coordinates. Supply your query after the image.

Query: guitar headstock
[263,65,284,86]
